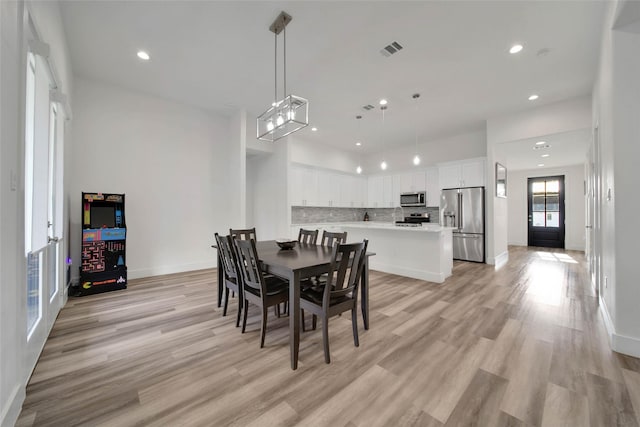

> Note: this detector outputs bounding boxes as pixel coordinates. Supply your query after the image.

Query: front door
[528,176,565,248]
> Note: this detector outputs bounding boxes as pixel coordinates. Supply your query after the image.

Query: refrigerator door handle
[458,192,463,231]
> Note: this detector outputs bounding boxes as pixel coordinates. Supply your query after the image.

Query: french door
[24,41,66,375]
[527,176,565,248]
[586,127,602,297]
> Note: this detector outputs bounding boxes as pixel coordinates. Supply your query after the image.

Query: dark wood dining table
[214,240,373,370]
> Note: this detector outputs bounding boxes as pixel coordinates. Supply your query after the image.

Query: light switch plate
[10,170,17,191]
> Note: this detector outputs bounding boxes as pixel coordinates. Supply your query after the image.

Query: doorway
[528,176,565,248]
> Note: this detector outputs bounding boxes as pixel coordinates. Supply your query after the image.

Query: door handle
[586,225,593,229]
[48,236,59,243]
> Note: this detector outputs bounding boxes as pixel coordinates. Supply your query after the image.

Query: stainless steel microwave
[400,191,426,207]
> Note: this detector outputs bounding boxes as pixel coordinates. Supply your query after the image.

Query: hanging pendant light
[257,11,309,142]
[412,93,421,166]
[356,115,363,174]
[380,104,388,170]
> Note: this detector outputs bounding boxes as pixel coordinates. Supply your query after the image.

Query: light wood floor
[17,246,640,426]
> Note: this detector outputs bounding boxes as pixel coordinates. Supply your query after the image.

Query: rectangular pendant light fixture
[257,11,309,142]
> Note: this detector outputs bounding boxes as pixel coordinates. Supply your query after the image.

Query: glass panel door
[528,176,565,248]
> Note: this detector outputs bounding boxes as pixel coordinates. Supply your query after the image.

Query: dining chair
[300,239,368,364]
[229,226,287,315]
[298,228,319,245]
[229,227,257,241]
[320,230,347,248]
[233,238,290,348]
[214,233,243,327]
[308,230,348,288]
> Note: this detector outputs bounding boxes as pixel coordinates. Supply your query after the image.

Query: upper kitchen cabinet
[316,169,341,207]
[291,164,366,208]
[367,175,395,207]
[425,167,439,207]
[399,171,426,193]
[340,174,367,207]
[290,165,318,206]
[438,158,486,189]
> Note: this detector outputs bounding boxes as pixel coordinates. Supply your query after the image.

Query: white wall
[363,129,486,174]
[247,141,290,240]
[71,77,233,279]
[592,0,640,357]
[290,136,360,174]
[507,164,586,251]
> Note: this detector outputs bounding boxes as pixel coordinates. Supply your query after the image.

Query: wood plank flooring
[16,246,640,426]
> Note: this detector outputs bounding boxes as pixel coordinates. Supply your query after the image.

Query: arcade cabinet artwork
[76,192,127,296]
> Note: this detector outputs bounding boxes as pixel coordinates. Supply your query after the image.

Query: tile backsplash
[292,206,440,224]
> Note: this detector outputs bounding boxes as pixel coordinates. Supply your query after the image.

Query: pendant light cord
[274,32,277,106]
[283,25,287,98]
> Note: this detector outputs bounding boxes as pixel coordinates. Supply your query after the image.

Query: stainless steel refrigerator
[440,186,485,262]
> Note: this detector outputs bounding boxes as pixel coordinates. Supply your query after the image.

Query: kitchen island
[300,222,453,283]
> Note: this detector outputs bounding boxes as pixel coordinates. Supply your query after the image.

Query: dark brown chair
[230,227,257,241]
[214,233,243,327]
[309,230,347,288]
[233,239,289,348]
[298,228,319,245]
[320,230,347,248]
[300,239,368,364]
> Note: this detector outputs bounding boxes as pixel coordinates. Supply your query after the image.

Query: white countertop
[293,221,452,233]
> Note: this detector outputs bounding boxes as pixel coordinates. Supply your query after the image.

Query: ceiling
[500,128,591,171]
[59,1,606,156]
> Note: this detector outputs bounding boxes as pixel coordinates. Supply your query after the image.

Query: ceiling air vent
[362,104,375,111]
[380,41,403,57]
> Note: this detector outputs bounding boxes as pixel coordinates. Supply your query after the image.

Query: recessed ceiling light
[536,141,546,145]
[528,94,539,101]
[137,50,150,61]
[541,154,550,158]
[538,163,545,167]
[379,99,388,106]
[311,127,317,132]
[356,142,361,146]
[509,44,523,54]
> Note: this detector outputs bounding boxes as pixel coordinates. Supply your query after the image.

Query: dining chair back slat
[320,230,347,248]
[298,228,319,245]
[230,227,257,241]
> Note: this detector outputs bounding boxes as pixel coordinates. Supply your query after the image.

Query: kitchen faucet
[393,206,405,223]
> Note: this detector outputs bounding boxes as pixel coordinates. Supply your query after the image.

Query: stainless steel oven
[400,191,426,207]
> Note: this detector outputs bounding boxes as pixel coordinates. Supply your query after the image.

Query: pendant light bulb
[381,161,387,170]
[276,114,284,126]
[412,93,422,167]
[266,120,274,131]
[356,165,362,174]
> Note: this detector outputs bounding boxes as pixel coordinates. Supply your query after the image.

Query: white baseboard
[599,295,640,358]
[494,250,509,269]
[369,260,449,283]
[127,261,216,280]
[72,261,216,283]
[1,384,24,427]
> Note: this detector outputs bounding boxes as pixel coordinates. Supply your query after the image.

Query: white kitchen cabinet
[290,165,318,206]
[367,175,384,208]
[316,169,341,207]
[341,175,367,207]
[398,171,426,193]
[383,175,395,207]
[438,158,486,189]
[391,174,402,207]
[425,167,439,207]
